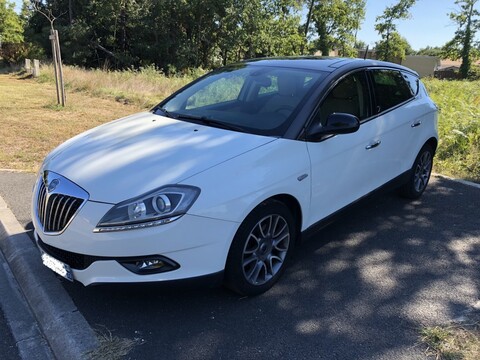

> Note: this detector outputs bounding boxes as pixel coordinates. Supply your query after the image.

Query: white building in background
[401,56,440,78]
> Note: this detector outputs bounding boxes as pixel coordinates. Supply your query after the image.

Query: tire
[399,144,434,199]
[224,200,296,296]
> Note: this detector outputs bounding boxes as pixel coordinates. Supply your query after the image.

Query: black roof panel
[241,56,417,75]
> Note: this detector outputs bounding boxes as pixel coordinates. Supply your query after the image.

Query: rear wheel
[224,200,296,296]
[399,144,434,199]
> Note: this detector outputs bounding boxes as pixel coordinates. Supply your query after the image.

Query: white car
[32,58,438,295]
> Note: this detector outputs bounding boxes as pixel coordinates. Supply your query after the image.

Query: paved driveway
[0,170,479,359]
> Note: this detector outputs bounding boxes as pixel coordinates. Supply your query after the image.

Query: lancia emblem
[47,179,60,192]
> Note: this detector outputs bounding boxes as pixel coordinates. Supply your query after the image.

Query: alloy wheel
[414,151,432,193]
[241,214,290,285]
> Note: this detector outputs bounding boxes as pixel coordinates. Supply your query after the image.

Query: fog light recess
[119,256,180,275]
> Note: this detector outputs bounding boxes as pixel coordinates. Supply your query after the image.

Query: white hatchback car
[33,58,438,295]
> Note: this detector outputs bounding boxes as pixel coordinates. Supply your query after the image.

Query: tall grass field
[37,64,199,108]
[423,78,480,182]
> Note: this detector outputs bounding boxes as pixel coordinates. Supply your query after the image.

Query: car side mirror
[306,113,360,141]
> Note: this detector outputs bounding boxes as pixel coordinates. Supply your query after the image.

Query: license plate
[41,252,74,282]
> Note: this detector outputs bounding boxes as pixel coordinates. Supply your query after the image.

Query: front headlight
[94,185,200,232]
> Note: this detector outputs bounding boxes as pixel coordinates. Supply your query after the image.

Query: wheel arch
[262,194,303,242]
[425,137,438,153]
[224,193,302,295]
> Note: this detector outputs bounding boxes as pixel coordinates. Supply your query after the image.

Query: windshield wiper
[174,113,246,132]
[153,107,176,119]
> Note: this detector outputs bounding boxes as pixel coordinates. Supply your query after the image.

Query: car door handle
[411,121,422,128]
[365,140,381,150]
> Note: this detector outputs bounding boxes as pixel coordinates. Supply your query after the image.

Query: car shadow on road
[61,178,480,360]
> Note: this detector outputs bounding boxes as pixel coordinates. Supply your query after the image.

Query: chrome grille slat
[57,196,71,230]
[61,198,76,230]
[35,172,88,234]
[54,195,65,230]
[42,191,48,226]
[47,195,58,231]
[38,182,47,226]
[41,183,47,226]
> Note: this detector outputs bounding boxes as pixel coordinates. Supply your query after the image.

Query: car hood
[43,112,276,203]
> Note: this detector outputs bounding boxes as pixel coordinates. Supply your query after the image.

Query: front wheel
[224,200,296,296]
[399,144,434,199]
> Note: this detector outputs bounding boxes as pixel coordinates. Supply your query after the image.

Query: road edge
[432,173,480,190]
[0,195,98,360]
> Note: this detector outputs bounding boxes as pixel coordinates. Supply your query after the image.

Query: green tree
[375,0,416,61]
[312,0,366,57]
[442,0,480,78]
[416,46,443,57]
[0,0,27,64]
[23,0,306,70]
[375,32,413,62]
[0,0,24,44]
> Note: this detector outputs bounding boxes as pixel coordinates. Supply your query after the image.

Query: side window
[316,71,370,126]
[402,72,419,96]
[371,69,413,113]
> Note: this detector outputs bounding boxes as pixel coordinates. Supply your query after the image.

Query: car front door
[305,70,386,227]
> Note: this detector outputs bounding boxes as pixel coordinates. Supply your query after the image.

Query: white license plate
[41,252,74,282]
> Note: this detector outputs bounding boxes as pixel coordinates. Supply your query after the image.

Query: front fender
[182,139,311,230]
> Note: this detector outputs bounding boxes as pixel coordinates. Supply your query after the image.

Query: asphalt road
[0,170,479,359]
[0,307,19,360]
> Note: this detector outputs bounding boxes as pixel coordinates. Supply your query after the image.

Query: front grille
[37,180,84,233]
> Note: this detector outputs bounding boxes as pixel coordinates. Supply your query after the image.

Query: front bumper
[32,200,239,286]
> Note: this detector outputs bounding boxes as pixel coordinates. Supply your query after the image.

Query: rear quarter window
[371,69,413,113]
[402,72,420,96]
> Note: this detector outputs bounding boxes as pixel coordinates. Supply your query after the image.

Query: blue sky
[12,0,467,51]
[357,0,461,50]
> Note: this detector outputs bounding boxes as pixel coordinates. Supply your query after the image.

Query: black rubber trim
[37,237,179,272]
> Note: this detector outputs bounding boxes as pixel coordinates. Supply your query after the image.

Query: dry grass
[420,309,480,360]
[0,73,142,172]
[86,327,141,360]
[38,64,196,109]
[421,326,479,360]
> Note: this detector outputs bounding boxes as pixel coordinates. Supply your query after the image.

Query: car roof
[241,56,418,76]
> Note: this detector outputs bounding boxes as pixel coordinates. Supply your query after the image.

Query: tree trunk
[385,30,391,61]
[68,0,73,25]
[317,22,329,56]
[120,2,128,56]
[302,0,315,53]
[460,2,474,78]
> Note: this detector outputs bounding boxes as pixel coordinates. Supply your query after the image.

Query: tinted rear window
[371,70,413,113]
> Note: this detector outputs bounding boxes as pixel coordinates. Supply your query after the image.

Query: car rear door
[367,68,419,180]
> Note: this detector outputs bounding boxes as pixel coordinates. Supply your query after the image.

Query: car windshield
[155,64,326,136]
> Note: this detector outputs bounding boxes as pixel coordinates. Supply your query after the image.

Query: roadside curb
[0,195,98,360]
[432,173,480,190]
[0,249,54,359]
